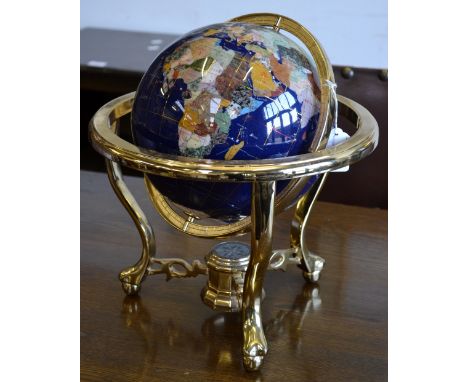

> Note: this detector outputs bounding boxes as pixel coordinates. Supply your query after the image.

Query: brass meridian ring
[145,176,251,238]
[229,13,336,213]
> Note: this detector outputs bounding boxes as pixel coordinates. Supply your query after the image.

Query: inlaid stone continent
[132,22,321,222]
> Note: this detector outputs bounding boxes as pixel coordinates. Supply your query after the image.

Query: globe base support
[105,162,326,370]
[291,174,328,284]
[242,180,275,371]
[105,151,329,370]
[106,159,155,297]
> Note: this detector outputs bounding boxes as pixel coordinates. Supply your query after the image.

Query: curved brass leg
[242,181,275,371]
[106,159,156,295]
[290,173,328,283]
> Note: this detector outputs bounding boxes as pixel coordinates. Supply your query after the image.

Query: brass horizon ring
[89,92,378,182]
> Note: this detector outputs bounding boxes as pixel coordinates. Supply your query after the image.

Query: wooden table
[81,170,387,381]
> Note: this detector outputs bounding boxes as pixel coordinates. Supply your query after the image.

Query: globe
[132,22,321,222]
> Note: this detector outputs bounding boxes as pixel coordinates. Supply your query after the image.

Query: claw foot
[303,270,321,283]
[243,325,268,371]
[121,282,141,296]
[243,354,265,371]
[302,254,324,283]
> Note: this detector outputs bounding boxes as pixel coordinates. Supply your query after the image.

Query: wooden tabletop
[81,170,387,381]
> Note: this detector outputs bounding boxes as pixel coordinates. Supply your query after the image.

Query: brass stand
[106,159,155,296]
[291,173,328,282]
[242,180,275,370]
[105,158,328,370]
[89,13,378,371]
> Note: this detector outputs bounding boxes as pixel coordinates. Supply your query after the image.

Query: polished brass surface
[268,247,302,271]
[202,242,251,312]
[90,92,377,182]
[291,173,328,282]
[147,257,207,280]
[202,237,324,313]
[105,154,155,295]
[242,181,276,371]
[145,175,251,238]
[88,12,380,372]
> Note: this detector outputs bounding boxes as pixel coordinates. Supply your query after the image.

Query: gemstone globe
[132,22,321,222]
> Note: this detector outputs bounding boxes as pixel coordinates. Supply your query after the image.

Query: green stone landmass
[215,111,231,134]
[183,144,213,158]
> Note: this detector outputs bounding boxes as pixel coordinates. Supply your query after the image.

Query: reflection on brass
[202,242,251,312]
[89,12,379,372]
[90,94,377,182]
[269,248,301,271]
[121,282,321,377]
[202,239,321,313]
[145,175,251,238]
[106,151,155,296]
[242,181,275,371]
[291,173,328,282]
[265,283,322,352]
[121,296,156,380]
